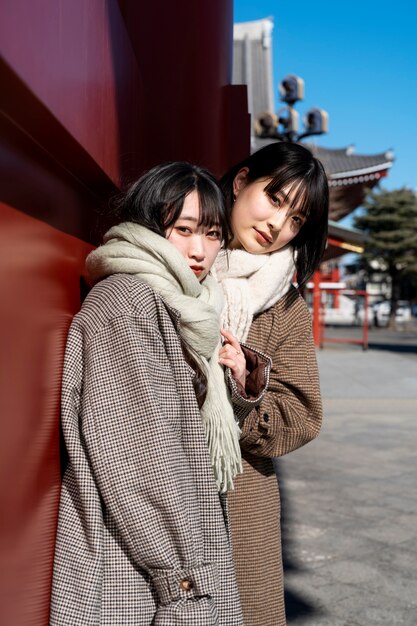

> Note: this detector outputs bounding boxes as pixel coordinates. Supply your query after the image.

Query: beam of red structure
[0,2,250,625]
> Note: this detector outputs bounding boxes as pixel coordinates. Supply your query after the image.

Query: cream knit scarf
[86,222,242,493]
[214,245,296,342]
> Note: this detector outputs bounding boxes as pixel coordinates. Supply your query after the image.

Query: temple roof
[252,137,393,181]
[307,144,394,186]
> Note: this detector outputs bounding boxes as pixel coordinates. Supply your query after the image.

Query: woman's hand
[219,329,246,388]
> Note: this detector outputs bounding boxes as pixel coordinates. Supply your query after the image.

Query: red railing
[308,280,369,350]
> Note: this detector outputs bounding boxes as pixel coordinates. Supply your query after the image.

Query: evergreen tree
[354,187,417,325]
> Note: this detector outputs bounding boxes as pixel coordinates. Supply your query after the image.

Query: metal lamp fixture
[255,74,329,142]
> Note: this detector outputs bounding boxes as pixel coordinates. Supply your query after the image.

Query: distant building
[233,18,274,123]
[309,144,394,221]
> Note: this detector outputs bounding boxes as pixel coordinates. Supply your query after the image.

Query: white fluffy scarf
[86,222,242,493]
[214,245,296,342]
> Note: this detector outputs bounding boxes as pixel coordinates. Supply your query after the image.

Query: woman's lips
[190,265,204,276]
[253,228,272,246]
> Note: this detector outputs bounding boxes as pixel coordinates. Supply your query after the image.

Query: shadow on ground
[273,458,327,624]
[322,321,417,356]
[368,341,417,354]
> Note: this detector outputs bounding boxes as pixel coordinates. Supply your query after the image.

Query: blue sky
[234,0,417,193]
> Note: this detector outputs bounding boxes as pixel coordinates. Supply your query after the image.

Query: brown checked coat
[229,286,323,626]
[50,274,269,626]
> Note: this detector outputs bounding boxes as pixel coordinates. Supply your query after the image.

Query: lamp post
[255,74,329,143]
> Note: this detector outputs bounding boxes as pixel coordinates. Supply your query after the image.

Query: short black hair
[115,161,232,247]
[220,142,329,286]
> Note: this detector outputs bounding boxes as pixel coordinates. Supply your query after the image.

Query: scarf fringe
[203,400,243,493]
[201,355,243,493]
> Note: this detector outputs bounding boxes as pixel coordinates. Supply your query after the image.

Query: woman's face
[230,168,306,254]
[166,190,222,281]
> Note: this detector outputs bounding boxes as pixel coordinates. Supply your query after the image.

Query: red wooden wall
[0,1,250,624]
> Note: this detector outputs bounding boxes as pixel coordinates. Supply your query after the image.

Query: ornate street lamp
[255,74,329,142]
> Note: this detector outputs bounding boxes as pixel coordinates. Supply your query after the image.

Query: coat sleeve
[74,313,221,625]
[236,298,323,458]
[226,344,271,417]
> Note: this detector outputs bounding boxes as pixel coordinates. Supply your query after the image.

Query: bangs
[264,168,327,225]
[264,175,312,220]
[196,177,224,230]
[196,175,231,245]
[197,197,222,229]
[163,182,230,244]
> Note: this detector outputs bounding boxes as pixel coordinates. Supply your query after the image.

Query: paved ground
[274,324,417,625]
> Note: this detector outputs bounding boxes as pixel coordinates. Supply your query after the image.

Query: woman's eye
[291,215,304,227]
[207,229,221,239]
[269,194,281,206]
[176,226,192,234]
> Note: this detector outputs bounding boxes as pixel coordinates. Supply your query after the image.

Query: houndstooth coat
[50,274,268,626]
[229,286,323,626]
